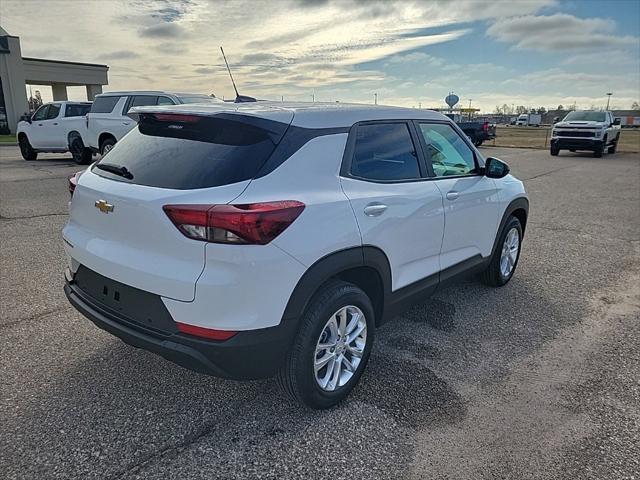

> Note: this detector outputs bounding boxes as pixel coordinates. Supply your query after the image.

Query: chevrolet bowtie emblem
[94,199,114,214]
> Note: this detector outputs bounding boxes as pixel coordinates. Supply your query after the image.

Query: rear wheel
[19,135,37,161]
[100,137,116,156]
[70,136,92,165]
[480,216,523,287]
[474,139,484,147]
[277,281,375,409]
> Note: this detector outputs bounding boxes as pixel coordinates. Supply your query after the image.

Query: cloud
[139,22,185,38]
[487,13,638,52]
[97,50,140,60]
[151,42,189,55]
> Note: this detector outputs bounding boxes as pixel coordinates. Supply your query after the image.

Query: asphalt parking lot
[1,145,639,480]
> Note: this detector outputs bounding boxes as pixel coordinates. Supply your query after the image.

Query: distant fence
[491,126,640,153]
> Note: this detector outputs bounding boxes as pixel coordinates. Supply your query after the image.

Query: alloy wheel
[500,227,520,278]
[314,305,367,392]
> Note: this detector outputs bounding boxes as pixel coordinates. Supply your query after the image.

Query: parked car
[63,102,529,408]
[17,101,93,164]
[85,91,221,155]
[445,114,496,146]
[515,113,541,126]
[550,110,620,157]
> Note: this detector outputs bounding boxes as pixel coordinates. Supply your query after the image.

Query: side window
[350,123,420,181]
[32,105,49,121]
[46,103,61,119]
[131,95,159,107]
[65,104,91,117]
[418,123,477,177]
[157,96,175,105]
[90,96,121,114]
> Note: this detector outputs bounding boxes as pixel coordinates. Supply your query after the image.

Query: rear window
[91,114,288,189]
[65,104,91,117]
[90,96,121,113]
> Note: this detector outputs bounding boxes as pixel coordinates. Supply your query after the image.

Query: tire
[474,139,483,147]
[100,137,116,156]
[569,149,576,152]
[550,144,559,156]
[18,135,38,161]
[479,216,523,287]
[70,136,92,165]
[277,280,375,409]
[593,141,604,158]
[607,134,619,154]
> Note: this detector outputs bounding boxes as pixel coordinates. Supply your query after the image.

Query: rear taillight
[152,113,202,123]
[68,171,82,197]
[483,121,489,132]
[176,322,237,341]
[163,201,305,245]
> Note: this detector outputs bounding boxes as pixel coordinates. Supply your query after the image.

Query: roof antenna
[220,46,256,103]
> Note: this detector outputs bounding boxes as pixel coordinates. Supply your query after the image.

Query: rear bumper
[64,278,297,380]
[551,138,602,150]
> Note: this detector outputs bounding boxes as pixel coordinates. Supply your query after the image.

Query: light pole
[606,92,613,110]
[374,93,378,105]
[468,99,472,120]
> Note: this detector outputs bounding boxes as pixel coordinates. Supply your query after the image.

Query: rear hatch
[63,108,293,301]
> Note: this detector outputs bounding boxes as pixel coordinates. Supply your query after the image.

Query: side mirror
[553,116,559,124]
[484,157,510,179]
[20,113,32,123]
[613,118,620,126]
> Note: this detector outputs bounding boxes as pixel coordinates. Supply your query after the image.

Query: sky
[2,0,639,112]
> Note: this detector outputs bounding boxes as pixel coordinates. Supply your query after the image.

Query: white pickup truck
[17,101,93,164]
[550,110,621,157]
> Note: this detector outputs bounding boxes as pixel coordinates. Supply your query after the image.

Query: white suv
[550,110,621,157]
[63,102,528,408]
[85,91,221,155]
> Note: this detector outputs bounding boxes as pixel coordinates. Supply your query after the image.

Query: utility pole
[606,92,613,110]
[374,93,377,105]
[312,91,315,103]
[468,99,472,120]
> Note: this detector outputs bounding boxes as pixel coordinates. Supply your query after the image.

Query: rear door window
[92,114,289,190]
[90,96,121,113]
[350,123,420,181]
[157,96,175,105]
[65,104,91,117]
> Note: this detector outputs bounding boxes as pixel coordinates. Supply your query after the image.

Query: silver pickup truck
[550,110,621,157]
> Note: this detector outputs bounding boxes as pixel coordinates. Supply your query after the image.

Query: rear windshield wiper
[96,162,133,180]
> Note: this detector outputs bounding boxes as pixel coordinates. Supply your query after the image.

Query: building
[0,26,108,134]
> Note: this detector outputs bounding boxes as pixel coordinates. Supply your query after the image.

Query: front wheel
[277,281,375,409]
[550,144,559,156]
[474,139,484,147]
[480,216,523,287]
[607,134,619,154]
[19,135,37,161]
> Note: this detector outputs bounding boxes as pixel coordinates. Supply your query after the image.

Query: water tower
[445,92,459,112]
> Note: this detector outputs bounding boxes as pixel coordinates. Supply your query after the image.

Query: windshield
[563,111,606,122]
[177,96,219,104]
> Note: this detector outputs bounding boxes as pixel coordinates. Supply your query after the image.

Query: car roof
[96,91,212,97]
[130,101,450,129]
[44,101,91,105]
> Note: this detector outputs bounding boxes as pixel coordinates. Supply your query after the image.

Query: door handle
[37,123,43,126]
[364,203,388,217]
[53,122,58,125]
[122,122,130,125]
[446,191,460,201]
